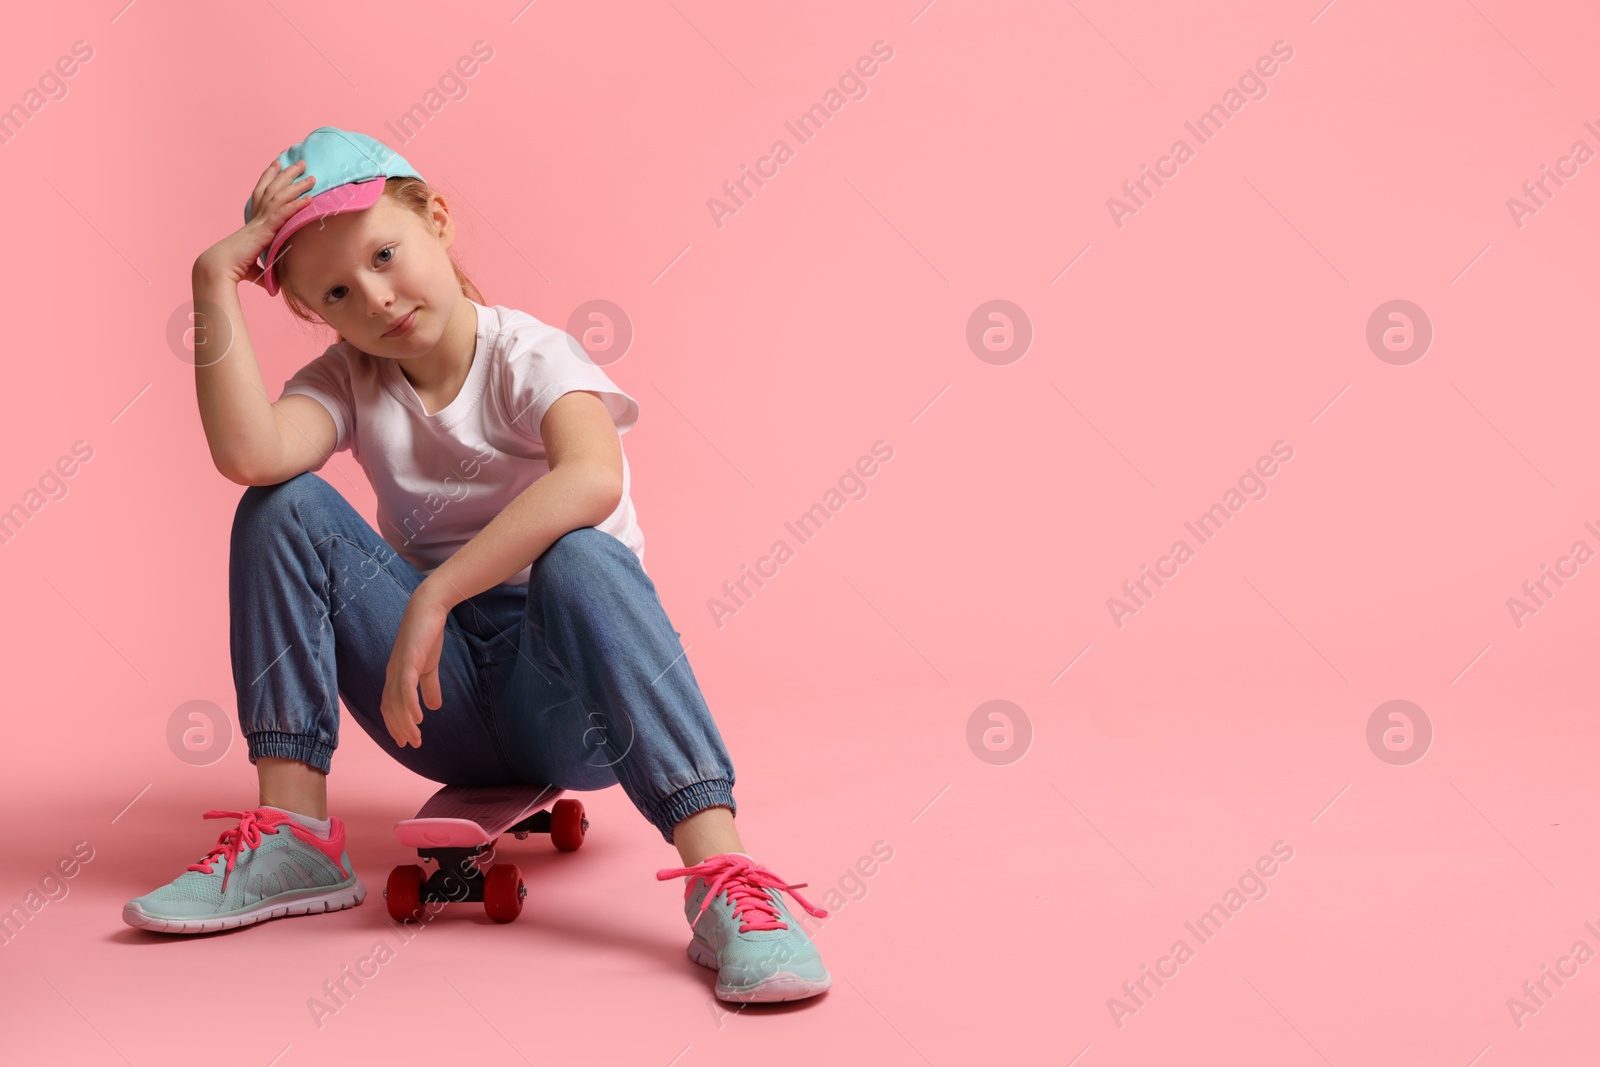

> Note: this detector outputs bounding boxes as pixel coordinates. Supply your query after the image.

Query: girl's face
[279,193,462,356]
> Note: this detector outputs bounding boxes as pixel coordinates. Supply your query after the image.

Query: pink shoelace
[656,854,830,933]
[186,808,291,894]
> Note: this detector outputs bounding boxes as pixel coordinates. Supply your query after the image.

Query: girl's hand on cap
[193,158,319,289]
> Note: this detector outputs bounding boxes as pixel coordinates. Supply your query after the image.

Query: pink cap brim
[258,177,388,297]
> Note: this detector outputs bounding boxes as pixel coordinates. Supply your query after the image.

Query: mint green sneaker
[122,807,365,934]
[656,852,833,1003]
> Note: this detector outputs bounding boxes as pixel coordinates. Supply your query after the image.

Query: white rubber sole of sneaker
[122,878,367,935]
[686,936,833,1003]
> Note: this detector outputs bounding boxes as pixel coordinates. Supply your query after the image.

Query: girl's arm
[191,266,289,484]
[190,157,321,484]
[414,391,624,609]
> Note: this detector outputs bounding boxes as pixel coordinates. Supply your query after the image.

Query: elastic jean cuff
[247,731,334,775]
[651,778,737,844]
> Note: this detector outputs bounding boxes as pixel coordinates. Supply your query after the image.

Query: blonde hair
[277,177,485,341]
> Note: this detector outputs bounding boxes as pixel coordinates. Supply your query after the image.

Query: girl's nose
[355,279,394,315]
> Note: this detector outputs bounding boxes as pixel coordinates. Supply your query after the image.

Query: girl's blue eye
[323,246,396,303]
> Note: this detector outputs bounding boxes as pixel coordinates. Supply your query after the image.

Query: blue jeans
[227,472,736,844]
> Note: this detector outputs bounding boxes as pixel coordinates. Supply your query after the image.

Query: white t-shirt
[279,300,644,587]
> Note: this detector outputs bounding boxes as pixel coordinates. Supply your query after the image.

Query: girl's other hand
[193,159,317,288]
[380,597,450,749]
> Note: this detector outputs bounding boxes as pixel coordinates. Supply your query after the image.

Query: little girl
[124,126,831,1004]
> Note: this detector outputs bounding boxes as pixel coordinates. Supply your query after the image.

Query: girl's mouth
[384,309,418,337]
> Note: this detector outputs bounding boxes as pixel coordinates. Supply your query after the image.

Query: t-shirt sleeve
[500,321,640,444]
[279,346,355,465]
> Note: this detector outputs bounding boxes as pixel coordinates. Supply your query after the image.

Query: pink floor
[4,676,1597,1064]
[5,0,1600,1063]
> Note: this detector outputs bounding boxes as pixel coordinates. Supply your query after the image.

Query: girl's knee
[533,528,626,598]
[541,526,610,565]
[233,473,334,536]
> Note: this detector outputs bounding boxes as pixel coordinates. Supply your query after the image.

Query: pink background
[2,0,1597,1063]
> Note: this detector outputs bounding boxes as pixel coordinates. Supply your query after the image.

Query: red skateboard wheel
[386,864,425,922]
[550,798,587,852]
[483,864,525,922]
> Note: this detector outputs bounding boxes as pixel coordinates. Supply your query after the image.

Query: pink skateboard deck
[395,784,564,849]
[385,784,590,923]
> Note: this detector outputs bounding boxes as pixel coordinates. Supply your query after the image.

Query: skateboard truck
[510,805,592,841]
[385,787,589,924]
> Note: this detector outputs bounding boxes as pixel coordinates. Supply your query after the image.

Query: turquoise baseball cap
[244,126,424,296]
